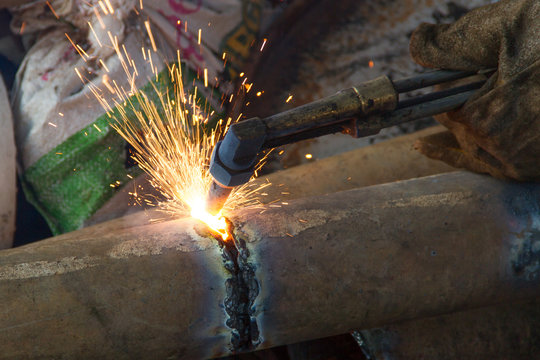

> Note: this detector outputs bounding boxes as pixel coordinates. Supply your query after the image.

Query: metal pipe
[253,125,455,202]
[392,69,476,93]
[381,89,477,126]
[0,214,232,359]
[227,172,540,349]
[252,132,540,359]
[355,301,540,360]
[395,80,484,109]
[0,172,538,358]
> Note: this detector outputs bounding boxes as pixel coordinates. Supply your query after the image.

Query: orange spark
[104,0,114,14]
[74,16,271,241]
[98,1,109,14]
[144,20,157,52]
[65,33,86,61]
[93,7,106,29]
[46,1,59,18]
[88,21,103,47]
[99,59,110,72]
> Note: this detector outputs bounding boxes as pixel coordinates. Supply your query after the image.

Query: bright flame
[190,199,229,241]
[72,12,270,240]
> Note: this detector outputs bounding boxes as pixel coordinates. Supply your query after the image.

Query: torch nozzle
[206,181,233,215]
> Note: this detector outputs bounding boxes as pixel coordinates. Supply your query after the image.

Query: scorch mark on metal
[381,191,475,209]
[0,256,99,280]
[236,209,351,240]
[107,224,216,259]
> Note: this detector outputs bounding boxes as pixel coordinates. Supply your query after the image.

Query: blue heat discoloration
[504,185,540,281]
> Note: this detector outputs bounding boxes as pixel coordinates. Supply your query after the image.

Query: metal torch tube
[262,75,398,140]
[0,172,538,358]
[206,180,233,215]
[392,69,476,93]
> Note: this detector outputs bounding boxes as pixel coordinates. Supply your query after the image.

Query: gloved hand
[409,0,540,181]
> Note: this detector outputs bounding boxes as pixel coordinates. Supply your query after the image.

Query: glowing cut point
[190,199,230,241]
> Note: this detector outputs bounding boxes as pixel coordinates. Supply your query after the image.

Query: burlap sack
[0,73,16,249]
[10,0,268,234]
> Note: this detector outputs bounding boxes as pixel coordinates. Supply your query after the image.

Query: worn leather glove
[409,0,540,181]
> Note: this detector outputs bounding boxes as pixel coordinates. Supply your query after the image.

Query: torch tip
[206,181,233,215]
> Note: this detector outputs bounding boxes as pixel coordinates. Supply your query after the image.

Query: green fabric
[22,64,222,235]
[22,117,139,235]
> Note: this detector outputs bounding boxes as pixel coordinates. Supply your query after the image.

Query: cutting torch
[206,69,489,215]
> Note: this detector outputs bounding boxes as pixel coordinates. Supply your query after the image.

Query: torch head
[206,118,267,214]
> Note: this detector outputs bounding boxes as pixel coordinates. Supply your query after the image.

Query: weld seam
[218,218,260,353]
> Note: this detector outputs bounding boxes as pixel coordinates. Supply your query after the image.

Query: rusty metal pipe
[355,300,540,359]
[228,172,540,349]
[252,125,455,203]
[0,215,232,359]
[0,172,539,358]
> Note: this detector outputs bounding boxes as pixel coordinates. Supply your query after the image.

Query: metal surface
[1,172,539,358]
[230,172,540,349]
[356,301,540,359]
[0,213,231,359]
[250,125,455,203]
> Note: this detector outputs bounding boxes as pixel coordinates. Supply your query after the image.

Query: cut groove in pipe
[217,218,261,353]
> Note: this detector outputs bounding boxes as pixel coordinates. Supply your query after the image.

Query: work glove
[409,0,540,181]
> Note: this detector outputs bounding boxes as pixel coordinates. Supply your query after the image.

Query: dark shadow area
[13,178,53,247]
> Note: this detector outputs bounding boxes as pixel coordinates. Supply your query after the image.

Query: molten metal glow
[73,9,269,240]
[190,199,229,241]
